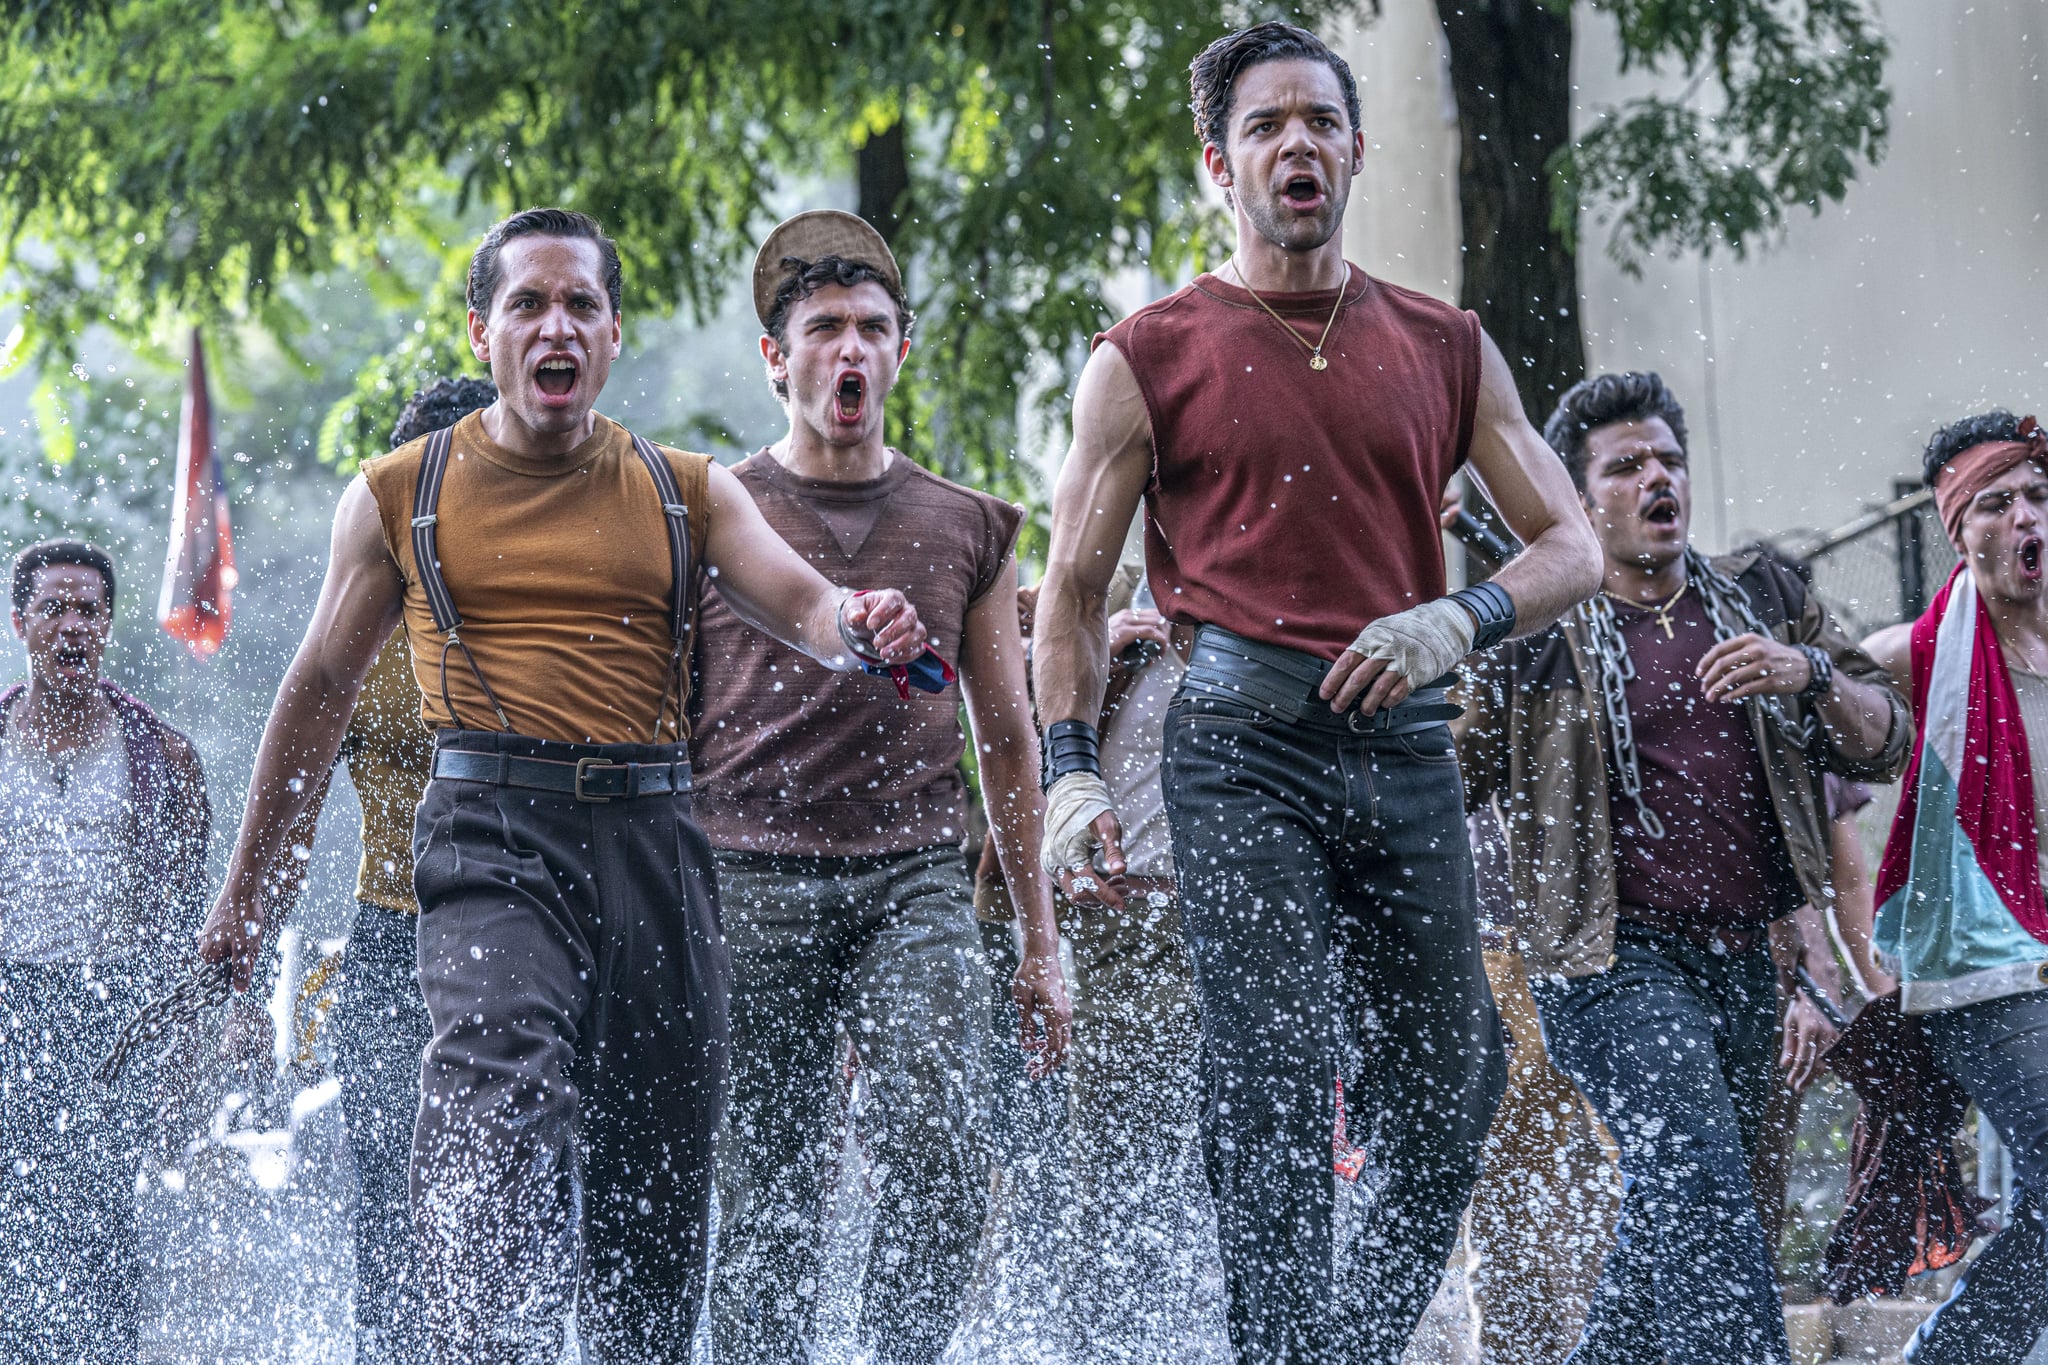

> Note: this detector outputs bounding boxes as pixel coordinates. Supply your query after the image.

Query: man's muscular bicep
[1462,332,1582,549]
[698,460,835,648]
[308,478,408,690]
[1460,330,1602,633]
[1047,343,1153,596]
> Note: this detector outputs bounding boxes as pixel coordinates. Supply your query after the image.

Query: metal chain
[1578,546,1815,842]
[95,957,232,1086]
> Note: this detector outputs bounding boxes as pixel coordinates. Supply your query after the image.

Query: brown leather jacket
[1454,550,1910,979]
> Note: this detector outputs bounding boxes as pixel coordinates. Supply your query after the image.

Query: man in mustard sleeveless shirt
[198,208,930,1365]
[1032,24,1601,1365]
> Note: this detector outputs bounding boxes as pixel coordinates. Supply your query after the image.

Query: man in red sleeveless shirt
[1032,24,1601,1363]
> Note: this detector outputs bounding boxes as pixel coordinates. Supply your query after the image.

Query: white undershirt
[0,718,138,964]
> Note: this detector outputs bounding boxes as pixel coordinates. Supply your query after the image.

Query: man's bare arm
[701,460,926,667]
[960,553,1071,1071]
[198,477,405,989]
[1462,330,1605,635]
[1033,343,1154,729]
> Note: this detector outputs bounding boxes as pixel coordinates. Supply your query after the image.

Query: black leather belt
[431,749,692,802]
[1181,625,1463,735]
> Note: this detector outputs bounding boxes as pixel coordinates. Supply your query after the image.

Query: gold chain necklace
[1602,578,1690,641]
[1227,258,1346,371]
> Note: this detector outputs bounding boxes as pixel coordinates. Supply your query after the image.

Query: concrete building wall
[1337,0,2047,551]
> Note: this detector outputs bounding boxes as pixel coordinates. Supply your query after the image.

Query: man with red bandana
[691,210,1068,1365]
[1873,410,2048,1364]
[1031,22,1603,1362]
[197,207,931,1363]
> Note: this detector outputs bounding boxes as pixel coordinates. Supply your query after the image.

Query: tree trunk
[856,122,910,248]
[1435,0,1583,424]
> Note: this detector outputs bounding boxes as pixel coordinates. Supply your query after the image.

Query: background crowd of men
[2,18,2044,1365]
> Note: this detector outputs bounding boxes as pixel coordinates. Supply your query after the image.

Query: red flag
[157,328,236,656]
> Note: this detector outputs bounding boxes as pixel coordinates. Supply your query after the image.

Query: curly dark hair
[1188,23,1360,151]
[389,377,498,450]
[12,539,116,616]
[1543,371,1691,492]
[763,254,915,401]
[1923,409,2026,488]
[467,207,623,319]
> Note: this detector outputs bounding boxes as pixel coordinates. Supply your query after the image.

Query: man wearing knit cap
[693,209,1067,1365]
[1031,21,1602,1362]
[1874,410,2048,1364]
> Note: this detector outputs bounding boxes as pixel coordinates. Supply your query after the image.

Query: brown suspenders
[408,424,697,740]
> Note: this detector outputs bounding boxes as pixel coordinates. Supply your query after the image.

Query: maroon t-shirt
[1607,589,1803,932]
[689,452,1021,856]
[1096,264,1480,659]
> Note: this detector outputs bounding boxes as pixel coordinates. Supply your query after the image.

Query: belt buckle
[573,756,620,803]
[1346,706,1384,734]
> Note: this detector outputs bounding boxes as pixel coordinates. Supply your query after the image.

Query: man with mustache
[1458,371,1907,1365]
[1031,22,1603,1361]
[691,210,1067,1365]
[1869,410,2048,1364]
[197,207,929,1363]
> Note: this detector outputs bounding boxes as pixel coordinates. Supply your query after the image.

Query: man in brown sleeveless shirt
[197,208,930,1365]
[1032,25,1601,1364]
[692,211,1067,1365]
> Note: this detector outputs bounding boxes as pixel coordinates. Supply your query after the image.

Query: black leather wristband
[1041,719,1102,793]
[1448,581,1517,653]
[1797,643,1834,700]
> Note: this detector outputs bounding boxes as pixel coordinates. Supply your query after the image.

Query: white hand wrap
[1348,596,1475,688]
[1040,772,1114,877]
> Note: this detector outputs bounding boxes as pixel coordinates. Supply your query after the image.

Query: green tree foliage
[1559,0,1890,270]
[1,0,1346,510]
[1437,0,1888,419]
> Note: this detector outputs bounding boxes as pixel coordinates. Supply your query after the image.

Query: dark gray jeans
[710,845,993,1365]
[333,901,434,1365]
[0,960,147,1365]
[1908,988,2048,1364]
[1161,696,1505,1365]
[410,731,730,1365]
[1531,923,1789,1365]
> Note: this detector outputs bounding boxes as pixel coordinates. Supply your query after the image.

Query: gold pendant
[1309,354,1328,371]
[1655,609,1675,640]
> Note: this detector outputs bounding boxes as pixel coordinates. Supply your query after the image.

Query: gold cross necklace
[1603,578,1690,640]
[1227,258,1346,371]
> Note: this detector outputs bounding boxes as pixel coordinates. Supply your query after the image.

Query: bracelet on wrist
[836,591,886,665]
[1447,581,1517,653]
[1797,643,1834,700]
[1041,719,1102,793]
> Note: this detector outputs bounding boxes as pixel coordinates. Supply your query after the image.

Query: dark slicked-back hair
[763,254,915,401]
[1923,409,2026,488]
[390,377,499,449]
[1544,371,1691,492]
[467,208,623,319]
[1189,23,1361,151]
[12,539,116,615]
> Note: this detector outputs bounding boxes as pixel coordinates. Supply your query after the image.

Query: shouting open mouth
[2021,533,2043,580]
[534,353,579,405]
[1642,492,1681,527]
[834,369,866,425]
[1279,174,1325,214]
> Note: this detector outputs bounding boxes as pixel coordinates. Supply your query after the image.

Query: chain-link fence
[1789,478,1956,639]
